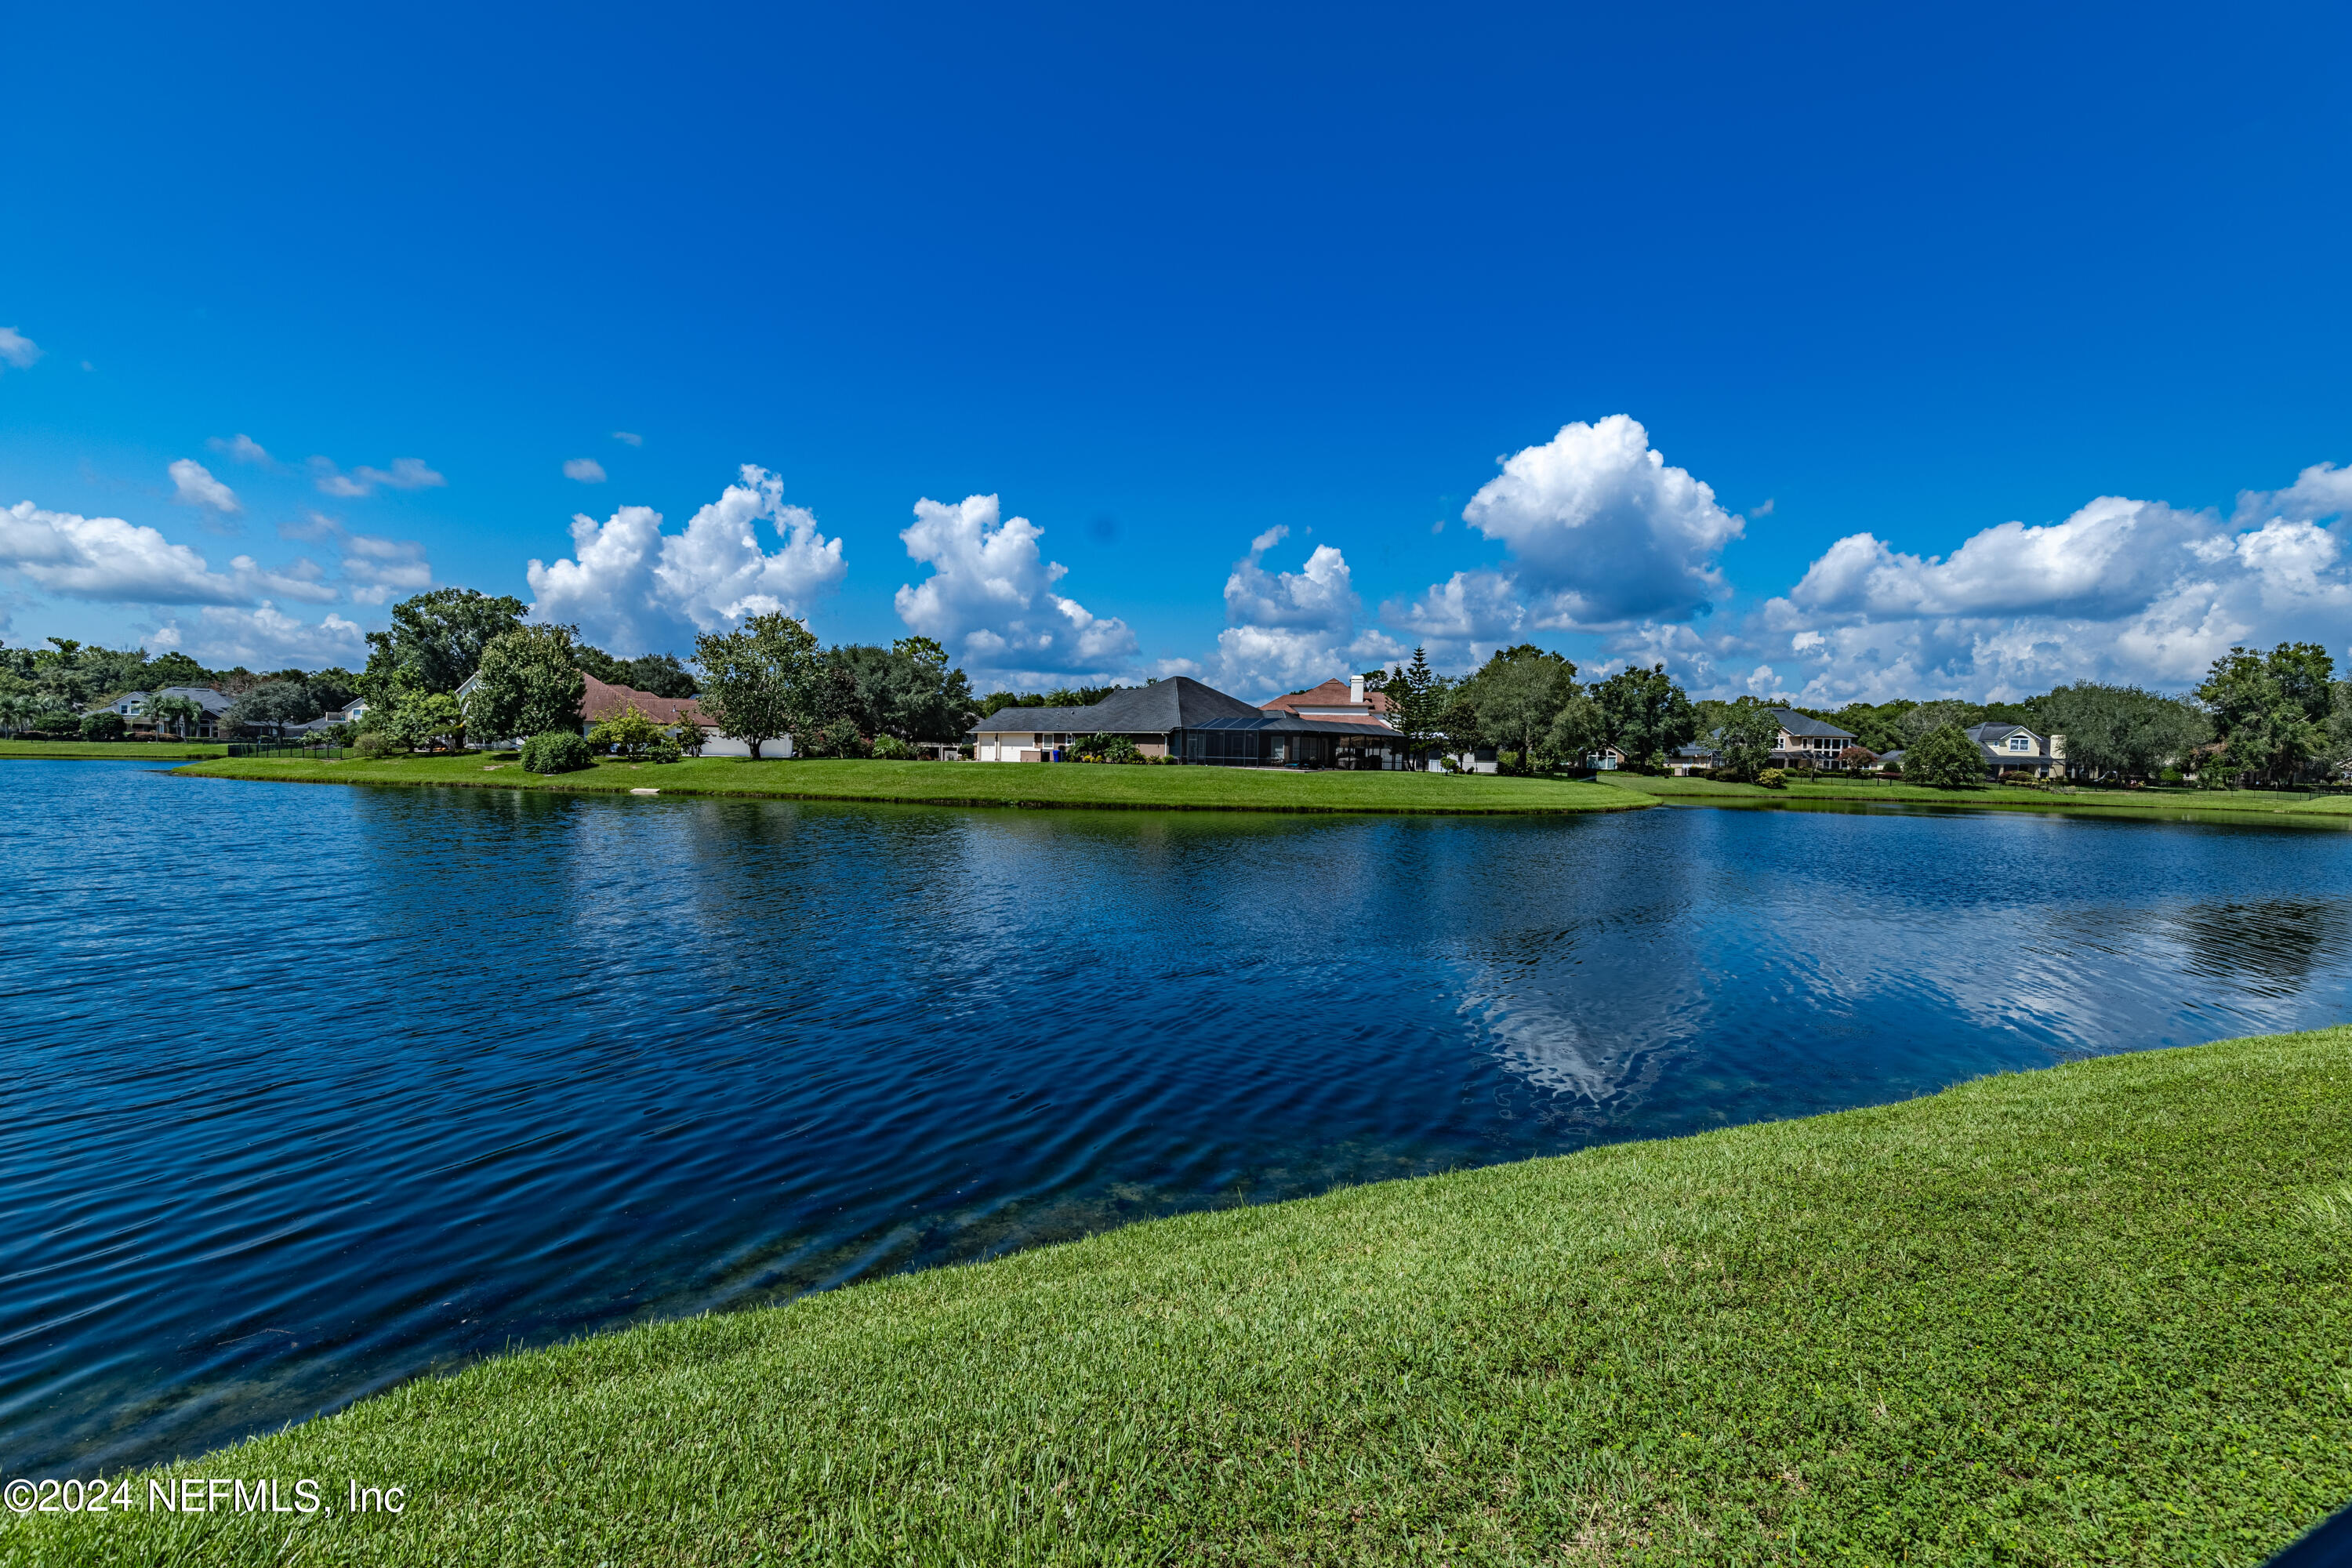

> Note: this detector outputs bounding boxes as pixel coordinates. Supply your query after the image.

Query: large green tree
[693,612,818,760]
[1457,645,1578,769]
[2197,644,2332,785]
[2036,683,2209,781]
[1591,664,1698,770]
[1905,724,1987,788]
[463,624,587,744]
[1713,702,1781,781]
[822,637,975,742]
[362,588,528,699]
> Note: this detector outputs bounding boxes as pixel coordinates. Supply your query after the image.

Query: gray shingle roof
[1770,708,1856,740]
[970,677,1269,734]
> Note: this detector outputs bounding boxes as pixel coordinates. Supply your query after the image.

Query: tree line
[350,589,974,759]
[1367,639,2352,787]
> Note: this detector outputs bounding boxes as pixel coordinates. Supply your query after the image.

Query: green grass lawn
[173,753,1646,815]
[0,739,226,760]
[1599,770,2351,822]
[14,1028,2351,1565]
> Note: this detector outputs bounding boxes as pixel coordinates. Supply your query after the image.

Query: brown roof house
[459,670,785,757]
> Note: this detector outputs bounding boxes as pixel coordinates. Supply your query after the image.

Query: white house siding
[693,733,793,759]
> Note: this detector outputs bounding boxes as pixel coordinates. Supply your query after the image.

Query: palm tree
[144,693,205,740]
[0,692,36,738]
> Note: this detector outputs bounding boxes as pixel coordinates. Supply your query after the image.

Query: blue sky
[4,2,2347,700]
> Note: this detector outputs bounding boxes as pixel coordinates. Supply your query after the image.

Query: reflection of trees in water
[2161,901,2347,990]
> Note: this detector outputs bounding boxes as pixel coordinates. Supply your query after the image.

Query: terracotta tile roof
[1259,677,1391,717]
[583,675,707,728]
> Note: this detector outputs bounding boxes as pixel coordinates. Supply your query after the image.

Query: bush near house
[521,730,594,775]
[1756,767,1787,789]
[80,710,127,741]
[1070,732,1140,764]
[870,733,916,761]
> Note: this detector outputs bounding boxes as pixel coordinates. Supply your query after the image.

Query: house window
[2009,736,2029,752]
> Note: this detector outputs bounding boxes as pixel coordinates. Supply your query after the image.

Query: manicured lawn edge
[170,755,1653,816]
[13,1026,2351,1564]
[1598,771,2351,824]
[0,742,225,760]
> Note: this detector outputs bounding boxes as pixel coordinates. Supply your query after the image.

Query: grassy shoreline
[1599,770,2352,824]
[11,1027,2351,1564]
[0,739,226,760]
[170,753,1648,815]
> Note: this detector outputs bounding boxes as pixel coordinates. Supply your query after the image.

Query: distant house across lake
[971,675,1418,768]
[96,686,234,739]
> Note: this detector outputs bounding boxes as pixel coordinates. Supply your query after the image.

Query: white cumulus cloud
[893,494,1137,684]
[1206,526,1385,695]
[0,328,40,372]
[528,465,847,655]
[1460,414,1744,629]
[0,500,247,604]
[563,458,607,484]
[1744,477,2352,702]
[169,459,242,516]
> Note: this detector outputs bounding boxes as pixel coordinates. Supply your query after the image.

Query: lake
[6,760,2351,1475]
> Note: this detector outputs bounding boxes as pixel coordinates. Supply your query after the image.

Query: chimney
[2049,732,2065,761]
[1349,673,1366,705]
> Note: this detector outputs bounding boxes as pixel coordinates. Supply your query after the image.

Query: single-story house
[972,676,1417,768]
[452,670,791,757]
[96,687,234,739]
[1261,674,1504,772]
[1259,675,1390,723]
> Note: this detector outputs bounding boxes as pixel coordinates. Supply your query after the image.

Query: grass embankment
[16,1029,2352,1565]
[0,739,224,760]
[1600,770,2352,822]
[174,753,1645,815]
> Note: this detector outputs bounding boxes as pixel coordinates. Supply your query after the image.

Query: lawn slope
[14,1029,2352,1565]
[1599,770,2350,824]
[174,753,1646,815]
[0,739,224,760]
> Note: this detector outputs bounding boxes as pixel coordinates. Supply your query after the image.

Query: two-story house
[1771,710,1860,769]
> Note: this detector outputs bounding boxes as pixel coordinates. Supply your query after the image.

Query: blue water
[5,762,2351,1474]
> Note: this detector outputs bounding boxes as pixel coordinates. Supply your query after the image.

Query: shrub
[521,729,594,775]
[670,720,705,757]
[1879,761,1903,779]
[1069,732,1138,764]
[647,737,683,764]
[589,703,669,759]
[1757,767,1788,789]
[871,733,916,761]
[80,710,127,741]
[1497,750,1523,775]
[1904,724,1987,789]
[808,717,869,758]
[350,731,392,759]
